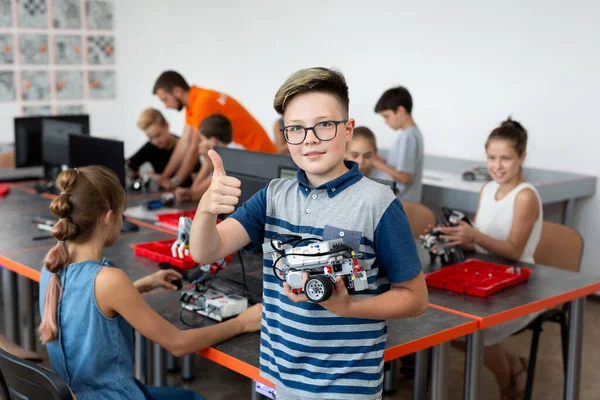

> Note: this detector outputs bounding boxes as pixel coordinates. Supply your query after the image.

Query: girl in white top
[440,117,542,400]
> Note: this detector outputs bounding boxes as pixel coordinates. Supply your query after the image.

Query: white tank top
[474,181,543,264]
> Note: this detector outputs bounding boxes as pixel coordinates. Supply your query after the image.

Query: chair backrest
[0,347,74,400]
[533,221,584,272]
[401,201,437,240]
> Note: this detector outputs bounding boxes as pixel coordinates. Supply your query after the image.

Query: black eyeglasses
[280,120,348,145]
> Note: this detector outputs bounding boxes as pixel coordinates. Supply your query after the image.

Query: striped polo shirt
[230,161,422,400]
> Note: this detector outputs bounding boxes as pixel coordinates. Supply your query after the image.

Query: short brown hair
[39,166,125,344]
[374,86,413,114]
[152,70,190,94]
[485,117,528,157]
[273,67,349,118]
[352,126,377,151]
[199,114,233,144]
[137,108,167,130]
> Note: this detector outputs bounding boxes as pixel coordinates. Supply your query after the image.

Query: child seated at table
[175,114,245,202]
[39,165,261,400]
[345,126,392,181]
[438,117,542,399]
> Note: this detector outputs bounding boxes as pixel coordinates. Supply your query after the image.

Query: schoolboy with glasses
[189,67,427,399]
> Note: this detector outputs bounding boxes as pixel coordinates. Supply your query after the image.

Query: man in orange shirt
[152,70,276,190]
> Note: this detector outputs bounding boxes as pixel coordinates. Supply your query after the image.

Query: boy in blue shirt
[373,86,424,203]
[189,67,427,399]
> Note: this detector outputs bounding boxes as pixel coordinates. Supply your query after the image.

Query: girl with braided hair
[39,166,261,400]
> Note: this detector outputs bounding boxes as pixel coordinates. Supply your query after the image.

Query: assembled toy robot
[264,235,368,303]
[419,207,471,266]
[462,165,491,182]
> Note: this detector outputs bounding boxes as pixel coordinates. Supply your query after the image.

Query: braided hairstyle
[39,166,125,344]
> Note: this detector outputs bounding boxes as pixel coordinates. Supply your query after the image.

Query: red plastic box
[425,259,531,297]
[156,209,197,229]
[132,239,234,270]
[133,239,198,269]
[0,184,9,197]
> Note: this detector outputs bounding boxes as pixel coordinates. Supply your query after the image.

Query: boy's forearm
[343,287,427,320]
[377,163,413,185]
[189,212,221,264]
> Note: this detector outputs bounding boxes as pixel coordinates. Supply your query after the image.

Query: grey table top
[0,166,44,183]
[0,188,177,282]
[144,279,477,371]
[422,154,596,203]
[416,243,600,328]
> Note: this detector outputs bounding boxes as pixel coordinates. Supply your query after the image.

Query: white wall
[2,0,600,275]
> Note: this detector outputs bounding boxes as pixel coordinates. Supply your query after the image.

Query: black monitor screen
[68,135,126,189]
[41,120,84,167]
[227,172,272,212]
[14,114,90,168]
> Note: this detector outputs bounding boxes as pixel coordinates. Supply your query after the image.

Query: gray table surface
[0,166,44,183]
[416,244,600,327]
[143,276,477,369]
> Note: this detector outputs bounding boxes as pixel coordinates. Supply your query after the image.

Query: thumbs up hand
[198,149,242,215]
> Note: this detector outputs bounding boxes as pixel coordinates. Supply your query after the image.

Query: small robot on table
[264,235,368,303]
[172,216,248,321]
[419,207,472,266]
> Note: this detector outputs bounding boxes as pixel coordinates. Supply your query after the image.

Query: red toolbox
[425,259,531,297]
[156,209,197,229]
[132,239,234,270]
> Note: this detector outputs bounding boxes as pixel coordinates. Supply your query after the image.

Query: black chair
[0,347,74,400]
[512,221,584,400]
[512,305,570,400]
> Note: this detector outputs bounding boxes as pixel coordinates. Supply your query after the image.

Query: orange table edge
[428,281,600,329]
[383,318,478,362]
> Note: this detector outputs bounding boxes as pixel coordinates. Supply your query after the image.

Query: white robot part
[181,288,248,321]
[171,216,193,259]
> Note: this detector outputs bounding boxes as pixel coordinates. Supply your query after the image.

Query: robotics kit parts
[180,287,248,321]
[143,193,175,210]
[264,235,368,303]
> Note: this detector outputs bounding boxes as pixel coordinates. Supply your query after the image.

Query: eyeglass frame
[279,120,349,145]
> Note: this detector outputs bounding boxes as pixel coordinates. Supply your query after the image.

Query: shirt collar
[297,160,363,198]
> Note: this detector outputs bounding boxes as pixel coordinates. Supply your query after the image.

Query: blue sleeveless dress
[39,259,204,400]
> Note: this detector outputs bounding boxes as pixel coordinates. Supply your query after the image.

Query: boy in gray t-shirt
[372,86,424,203]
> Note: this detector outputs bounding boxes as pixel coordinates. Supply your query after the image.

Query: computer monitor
[68,135,126,189]
[228,172,272,211]
[68,135,137,232]
[215,147,297,179]
[14,114,90,168]
[42,120,83,168]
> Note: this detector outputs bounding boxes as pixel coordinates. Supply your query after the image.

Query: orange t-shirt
[185,86,276,154]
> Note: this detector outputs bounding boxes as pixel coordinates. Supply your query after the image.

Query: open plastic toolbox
[132,239,234,270]
[425,259,531,297]
[133,239,198,269]
[156,209,197,229]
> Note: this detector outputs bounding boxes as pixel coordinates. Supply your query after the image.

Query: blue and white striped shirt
[230,161,422,399]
